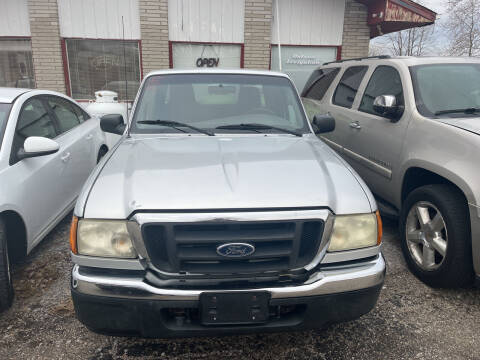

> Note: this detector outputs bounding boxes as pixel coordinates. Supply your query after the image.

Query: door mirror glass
[18,136,59,160]
[373,95,400,119]
[312,114,335,134]
[100,114,125,135]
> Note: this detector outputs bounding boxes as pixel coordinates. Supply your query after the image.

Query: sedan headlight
[328,212,382,252]
[75,219,137,258]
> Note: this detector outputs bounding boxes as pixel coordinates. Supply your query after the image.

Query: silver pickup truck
[69,69,385,337]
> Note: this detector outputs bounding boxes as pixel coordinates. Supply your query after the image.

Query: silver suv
[302,56,480,288]
[69,69,385,337]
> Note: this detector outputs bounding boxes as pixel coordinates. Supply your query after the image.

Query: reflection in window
[65,39,141,101]
[0,39,35,88]
[333,66,368,108]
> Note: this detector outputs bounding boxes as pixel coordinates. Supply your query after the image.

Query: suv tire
[400,184,473,288]
[0,217,14,311]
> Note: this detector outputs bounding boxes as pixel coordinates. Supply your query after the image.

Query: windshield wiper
[434,107,480,116]
[137,120,214,136]
[215,123,302,137]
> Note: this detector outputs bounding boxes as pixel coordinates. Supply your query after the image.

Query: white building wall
[57,0,141,39]
[168,0,244,43]
[271,0,345,45]
[0,0,31,37]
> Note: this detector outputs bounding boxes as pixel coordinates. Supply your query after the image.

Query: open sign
[196,58,220,67]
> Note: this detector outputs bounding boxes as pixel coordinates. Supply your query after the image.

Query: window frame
[332,66,369,109]
[44,95,86,136]
[302,67,341,101]
[0,37,36,89]
[61,38,143,101]
[358,65,405,117]
[9,95,60,165]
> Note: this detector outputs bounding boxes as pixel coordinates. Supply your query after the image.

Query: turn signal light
[376,210,383,245]
[70,216,78,254]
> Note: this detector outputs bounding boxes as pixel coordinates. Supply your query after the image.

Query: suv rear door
[344,64,409,201]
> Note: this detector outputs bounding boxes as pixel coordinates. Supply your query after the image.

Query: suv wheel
[400,184,473,288]
[0,218,14,311]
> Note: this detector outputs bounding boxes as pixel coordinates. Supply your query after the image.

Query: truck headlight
[75,219,137,258]
[328,212,382,252]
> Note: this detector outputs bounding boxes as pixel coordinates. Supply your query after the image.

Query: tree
[444,0,480,56]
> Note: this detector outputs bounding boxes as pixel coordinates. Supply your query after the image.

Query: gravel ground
[0,215,479,360]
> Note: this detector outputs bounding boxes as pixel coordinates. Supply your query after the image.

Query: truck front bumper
[71,255,385,338]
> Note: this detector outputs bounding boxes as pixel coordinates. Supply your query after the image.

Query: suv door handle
[61,152,71,162]
[349,121,362,129]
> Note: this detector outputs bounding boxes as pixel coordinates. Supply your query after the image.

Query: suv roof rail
[323,55,392,66]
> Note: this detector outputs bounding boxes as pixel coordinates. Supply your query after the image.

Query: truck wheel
[400,184,473,288]
[0,218,14,311]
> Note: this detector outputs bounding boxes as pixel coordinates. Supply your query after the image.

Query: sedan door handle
[349,121,362,129]
[61,152,71,162]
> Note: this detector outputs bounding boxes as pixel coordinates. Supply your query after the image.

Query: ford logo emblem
[216,243,255,258]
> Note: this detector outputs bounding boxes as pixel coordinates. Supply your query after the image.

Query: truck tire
[400,184,473,288]
[0,218,14,311]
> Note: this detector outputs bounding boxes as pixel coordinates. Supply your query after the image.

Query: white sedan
[0,88,108,311]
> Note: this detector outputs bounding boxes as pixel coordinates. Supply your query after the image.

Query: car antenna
[122,16,131,138]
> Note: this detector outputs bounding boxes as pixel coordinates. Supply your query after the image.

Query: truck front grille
[142,220,324,276]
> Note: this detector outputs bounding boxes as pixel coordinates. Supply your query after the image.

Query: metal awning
[356,0,437,38]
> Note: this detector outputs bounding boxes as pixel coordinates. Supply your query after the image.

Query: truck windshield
[0,103,12,150]
[410,63,480,118]
[131,74,309,135]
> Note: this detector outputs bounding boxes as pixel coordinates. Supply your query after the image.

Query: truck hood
[82,134,373,218]
[439,117,480,135]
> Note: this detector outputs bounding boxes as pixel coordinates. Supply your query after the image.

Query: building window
[270,45,338,91]
[65,39,141,101]
[171,43,243,69]
[0,39,35,89]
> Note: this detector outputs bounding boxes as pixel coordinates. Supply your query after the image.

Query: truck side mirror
[312,114,335,134]
[373,95,403,121]
[100,114,126,135]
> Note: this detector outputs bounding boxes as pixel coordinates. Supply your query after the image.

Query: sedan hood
[83,134,373,218]
[439,117,480,135]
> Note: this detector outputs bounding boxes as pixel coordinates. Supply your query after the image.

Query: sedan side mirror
[17,136,59,160]
[312,114,335,134]
[373,95,403,121]
[100,114,126,135]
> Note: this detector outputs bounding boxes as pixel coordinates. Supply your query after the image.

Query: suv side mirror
[373,95,403,121]
[100,114,126,135]
[17,136,59,160]
[312,114,335,134]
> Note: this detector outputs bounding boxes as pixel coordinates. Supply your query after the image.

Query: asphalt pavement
[0,215,479,360]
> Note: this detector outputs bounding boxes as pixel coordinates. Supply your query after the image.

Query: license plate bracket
[200,292,270,325]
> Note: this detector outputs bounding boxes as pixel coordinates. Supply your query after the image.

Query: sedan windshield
[410,63,480,118]
[0,103,12,149]
[131,74,309,135]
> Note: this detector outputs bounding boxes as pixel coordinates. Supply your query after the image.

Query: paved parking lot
[0,215,479,360]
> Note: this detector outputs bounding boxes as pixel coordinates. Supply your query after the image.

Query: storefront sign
[196,57,220,67]
[285,54,323,66]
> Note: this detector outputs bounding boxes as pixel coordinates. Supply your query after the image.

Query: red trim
[60,39,71,96]
[336,46,342,61]
[268,44,272,70]
[57,36,141,41]
[168,41,245,69]
[168,41,173,69]
[139,40,144,79]
[389,0,437,21]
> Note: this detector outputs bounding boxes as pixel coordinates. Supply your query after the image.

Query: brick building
[0,0,435,98]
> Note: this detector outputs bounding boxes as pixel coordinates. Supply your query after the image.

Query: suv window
[302,68,340,101]
[333,66,368,108]
[47,96,82,134]
[359,66,404,115]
